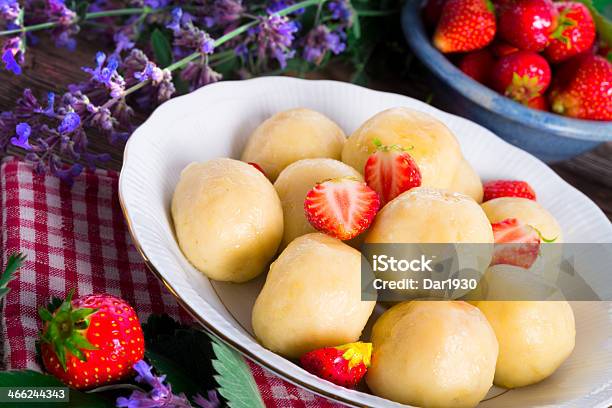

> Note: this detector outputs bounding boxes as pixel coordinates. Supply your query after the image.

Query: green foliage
[209,334,265,408]
[142,314,219,396]
[151,28,173,68]
[0,253,25,301]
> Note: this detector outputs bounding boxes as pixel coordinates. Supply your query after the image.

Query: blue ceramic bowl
[401,0,612,162]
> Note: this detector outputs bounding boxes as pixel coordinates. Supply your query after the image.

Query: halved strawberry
[304,177,380,240]
[483,180,536,202]
[364,139,422,206]
[300,342,372,388]
[491,218,540,269]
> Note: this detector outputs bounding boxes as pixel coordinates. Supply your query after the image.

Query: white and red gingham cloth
[0,157,342,408]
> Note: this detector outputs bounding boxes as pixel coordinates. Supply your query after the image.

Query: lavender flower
[114,31,136,55]
[303,25,346,65]
[46,0,76,26]
[328,0,353,25]
[58,112,81,133]
[82,52,126,98]
[116,360,193,408]
[250,13,298,69]
[171,14,215,55]
[267,0,304,15]
[193,391,221,408]
[181,60,222,91]
[0,0,20,23]
[2,36,23,74]
[10,122,32,150]
[203,0,244,28]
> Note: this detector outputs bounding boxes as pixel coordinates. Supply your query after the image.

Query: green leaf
[575,0,612,46]
[0,370,111,408]
[209,333,264,408]
[151,29,173,68]
[0,253,25,300]
[145,350,202,397]
[142,314,218,394]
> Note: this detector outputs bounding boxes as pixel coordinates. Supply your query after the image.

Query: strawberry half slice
[364,139,422,206]
[490,218,554,269]
[304,177,380,241]
[483,180,536,202]
[300,342,372,388]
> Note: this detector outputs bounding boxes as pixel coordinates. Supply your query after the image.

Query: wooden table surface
[1,39,610,221]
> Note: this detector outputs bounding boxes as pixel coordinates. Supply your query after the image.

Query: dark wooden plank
[0,38,610,221]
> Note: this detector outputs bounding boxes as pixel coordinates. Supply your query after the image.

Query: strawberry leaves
[38,290,98,370]
[210,333,265,408]
[0,253,25,301]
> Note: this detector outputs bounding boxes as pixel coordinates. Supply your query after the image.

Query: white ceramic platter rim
[119,76,612,408]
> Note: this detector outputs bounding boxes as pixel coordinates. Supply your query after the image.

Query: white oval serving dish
[119,76,612,408]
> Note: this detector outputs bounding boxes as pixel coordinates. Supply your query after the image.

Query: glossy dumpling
[171,158,283,282]
[473,301,575,388]
[341,107,462,189]
[274,158,363,249]
[252,233,376,359]
[241,108,346,181]
[365,187,493,244]
[366,301,498,408]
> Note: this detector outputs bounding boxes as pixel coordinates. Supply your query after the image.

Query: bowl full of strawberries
[401,0,611,162]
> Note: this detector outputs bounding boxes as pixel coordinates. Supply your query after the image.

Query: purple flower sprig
[116,360,221,408]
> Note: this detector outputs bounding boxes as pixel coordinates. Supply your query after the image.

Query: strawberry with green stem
[549,54,612,121]
[491,218,556,269]
[39,291,145,390]
[364,138,422,206]
[490,51,552,105]
[545,2,596,63]
[497,0,558,52]
[300,342,372,388]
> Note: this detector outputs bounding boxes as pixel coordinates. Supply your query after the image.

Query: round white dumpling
[449,159,483,203]
[366,187,493,244]
[171,158,283,283]
[274,158,362,249]
[481,197,563,242]
[241,108,346,181]
[366,301,498,408]
[252,233,376,359]
[341,107,462,188]
[473,301,575,388]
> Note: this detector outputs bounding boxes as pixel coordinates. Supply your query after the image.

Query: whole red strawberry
[433,0,496,53]
[364,139,422,206]
[491,218,541,269]
[550,54,612,121]
[300,342,372,388]
[497,0,558,52]
[39,292,145,390]
[483,180,536,201]
[490,51,552,104]
[545,2,596,63]
[304,177,380,240]
[458,49,496,84]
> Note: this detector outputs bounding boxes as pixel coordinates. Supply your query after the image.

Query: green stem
[124,0,323,97]
[0,7,154,36]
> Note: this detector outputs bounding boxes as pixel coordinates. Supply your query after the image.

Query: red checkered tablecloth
[0,158,343,407]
